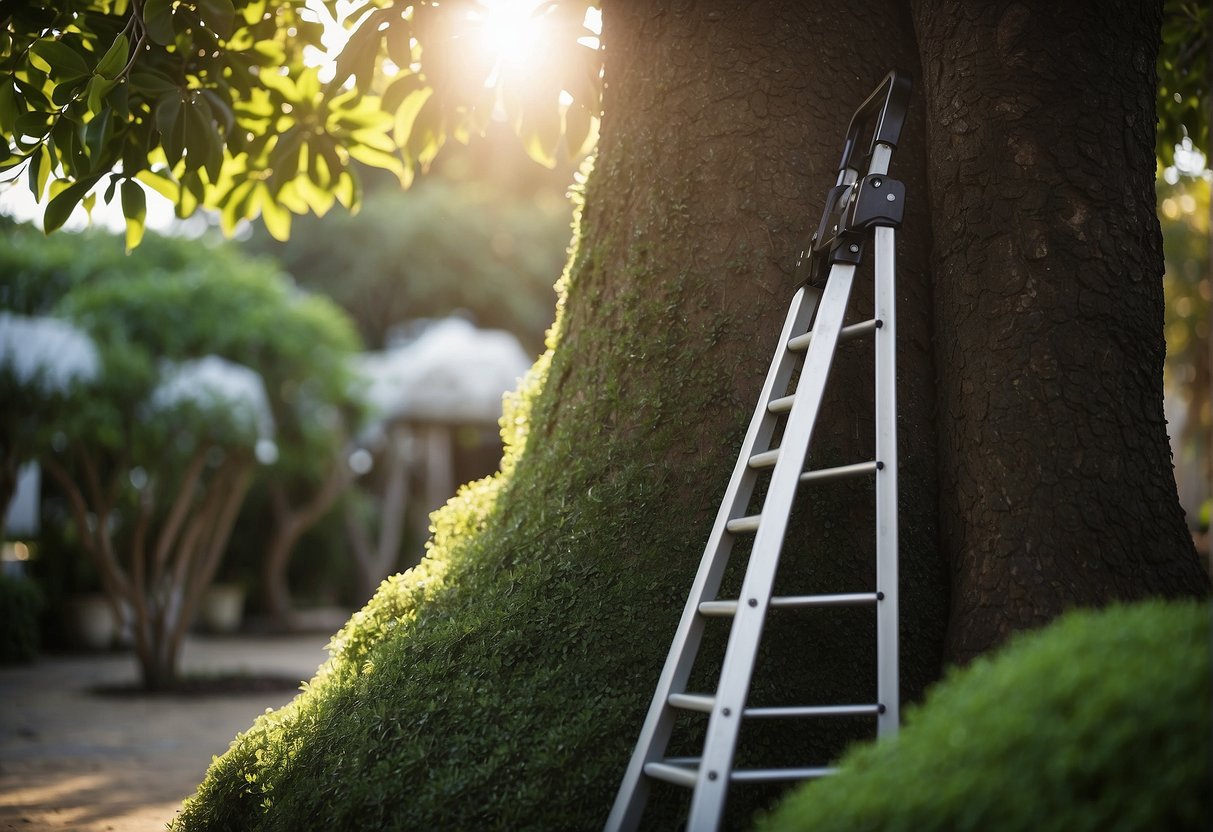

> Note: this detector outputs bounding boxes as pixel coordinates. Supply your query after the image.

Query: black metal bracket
[797,174,905,286]
[796,70,911,288]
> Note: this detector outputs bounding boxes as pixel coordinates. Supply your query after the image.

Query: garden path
[0,632,332,832]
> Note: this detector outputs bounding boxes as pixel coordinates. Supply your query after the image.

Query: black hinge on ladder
[606,70,912,832]
[797,71,910,288]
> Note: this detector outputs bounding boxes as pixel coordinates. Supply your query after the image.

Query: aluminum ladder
[605,70,911,832]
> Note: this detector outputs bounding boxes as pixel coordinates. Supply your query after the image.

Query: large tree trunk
[491,0,945,823]
[912,0,1211,663]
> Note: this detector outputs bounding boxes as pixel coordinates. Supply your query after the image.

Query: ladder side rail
[604,286,821,832]
[686,264,860,831]
[873,223,899,737]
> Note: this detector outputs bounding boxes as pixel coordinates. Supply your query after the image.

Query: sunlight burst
[472,0,549,77]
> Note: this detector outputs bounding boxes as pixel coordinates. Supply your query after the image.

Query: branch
[289,442,357,533]
[151,448,209,587]
[169,458,254,662]
[129,477,155,617]
[373,427,411,577]
[41,454,133,600]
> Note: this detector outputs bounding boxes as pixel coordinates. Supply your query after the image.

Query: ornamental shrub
[758,600,1212,832]
[0,573,44,663]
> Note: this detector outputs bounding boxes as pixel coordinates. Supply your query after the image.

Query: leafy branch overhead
[0,0,602,245]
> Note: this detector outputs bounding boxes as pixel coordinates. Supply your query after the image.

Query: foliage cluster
[0,221,362,685]
[0,573,44,663]
[0,0,600,245]
[758,600,1212,832]
[1157,0,1209,168]
[245,176,570,351]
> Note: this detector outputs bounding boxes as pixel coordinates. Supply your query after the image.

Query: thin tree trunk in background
[346,425,411,602]
[260,455,352,625]
[912,0,1211,663]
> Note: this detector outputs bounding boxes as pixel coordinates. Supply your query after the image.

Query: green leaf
[43,177,97,233]
[29,39,91,81]
[0,77,19,132]
[95,33,130,80]
[121,179,147,251]
[135,168,180,202]
[384,17,414,68]
[129,70,181,99]
[198,0,236,39]
[28,145,51,199]
[143,0,178,46]
[333,16,383,88]
[564,101,593,158]
[519,99,561,169]
[84,107,113,161]
[268,128,304,194]
[183,97,222,178]
[155,93,187,164]
[85,75,118,118]
[382,73,426,114]
[14,111,52,142]
[51,77,87,108]
[200,88,235,136]
[258,185,292,241]
[404,93,443,166]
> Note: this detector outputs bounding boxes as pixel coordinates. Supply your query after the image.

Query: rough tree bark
[912,0,1211,662]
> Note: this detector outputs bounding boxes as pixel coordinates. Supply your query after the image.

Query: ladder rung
[767,394,795,414]
[744,703,882,718]
[697,599,738,617]
[748,449,780,469]
[798,460,881,485]
[698,592,879,618]
[668,692,714,713]
[726,515,761,534]
[643,761,698,789]
[731,767,836,783]
[772,592,880,608]
[787,318,880,352]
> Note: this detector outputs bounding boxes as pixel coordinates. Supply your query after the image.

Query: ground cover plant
[758,600,1212,832]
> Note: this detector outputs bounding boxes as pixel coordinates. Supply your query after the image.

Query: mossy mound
[758,600,1212,832]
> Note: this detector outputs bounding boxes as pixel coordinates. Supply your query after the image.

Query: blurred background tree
[1161,172,1211,527]
[1158,0,1211,534]
[243,169,570,353]
[0,222,365,687]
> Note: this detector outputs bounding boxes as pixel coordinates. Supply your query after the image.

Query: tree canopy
[0,0,600,245]
[1,0,1206,251]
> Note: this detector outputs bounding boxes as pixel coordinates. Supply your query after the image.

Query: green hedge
[758,600,1212,832]
[0,573,44,663]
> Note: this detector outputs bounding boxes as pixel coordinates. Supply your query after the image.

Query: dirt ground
[0,632,334,832]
